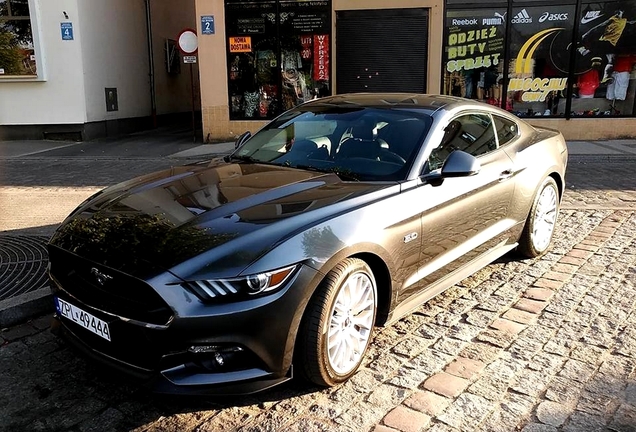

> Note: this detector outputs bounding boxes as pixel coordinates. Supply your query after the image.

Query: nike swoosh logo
[581,14,603,24]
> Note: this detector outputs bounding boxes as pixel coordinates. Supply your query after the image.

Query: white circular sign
[178,29,198,54]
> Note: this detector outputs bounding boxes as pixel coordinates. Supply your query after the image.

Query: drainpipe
[145,0,157,128]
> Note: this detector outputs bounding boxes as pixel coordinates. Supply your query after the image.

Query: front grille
[48,246,173,326]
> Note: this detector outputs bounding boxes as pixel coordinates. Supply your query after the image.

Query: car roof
[302,93,486,116]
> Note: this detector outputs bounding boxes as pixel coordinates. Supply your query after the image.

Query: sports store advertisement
[443,0,636,118]
[572,1,636,116]
[443,10,507,105]
[507,5,576,116]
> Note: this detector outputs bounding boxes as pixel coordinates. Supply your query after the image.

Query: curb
[0,287,53,328]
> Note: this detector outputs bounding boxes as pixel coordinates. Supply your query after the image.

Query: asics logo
[539,12,569,22]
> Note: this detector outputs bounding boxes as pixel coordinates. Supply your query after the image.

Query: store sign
[444,12,505,73]
[447,27,503,72]
[313,34,329,81]
[229,36,252,52]
[508,77,568,101]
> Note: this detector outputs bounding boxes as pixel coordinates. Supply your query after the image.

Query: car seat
[336,119,381,160]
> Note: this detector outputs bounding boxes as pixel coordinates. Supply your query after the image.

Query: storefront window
[571,1,636,116]
[442,9,507,107]
[506,5,576,117]
[0,0,36,76]
[225,0,331,121]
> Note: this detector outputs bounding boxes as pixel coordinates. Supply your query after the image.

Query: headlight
[181,265,298,302]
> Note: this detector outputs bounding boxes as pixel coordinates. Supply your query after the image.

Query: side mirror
[423,150,480,186]
[441,150,480,177]
[235,131,251,149]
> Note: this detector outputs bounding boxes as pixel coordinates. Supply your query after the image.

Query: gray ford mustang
[48,93,568,395]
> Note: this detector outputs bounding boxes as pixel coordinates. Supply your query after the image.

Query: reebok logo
[512,9,532,24]
[452,18,478,25]
[539,12,569,22]
[581,10,603,24]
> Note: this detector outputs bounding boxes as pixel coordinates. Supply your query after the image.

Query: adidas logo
[512,9,532,24]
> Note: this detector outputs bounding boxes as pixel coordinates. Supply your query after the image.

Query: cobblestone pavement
[1,158,635,432]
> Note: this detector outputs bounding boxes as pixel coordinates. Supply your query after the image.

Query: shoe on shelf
[578,46,590,56]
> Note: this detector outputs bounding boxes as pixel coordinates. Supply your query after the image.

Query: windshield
[231,105,433,181]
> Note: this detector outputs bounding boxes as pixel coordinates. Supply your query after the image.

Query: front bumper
[49,264,322,395]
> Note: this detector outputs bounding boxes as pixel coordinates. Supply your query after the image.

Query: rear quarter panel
[503,125,568,226]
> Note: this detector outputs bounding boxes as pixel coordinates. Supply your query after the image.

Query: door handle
[499,169,513,181]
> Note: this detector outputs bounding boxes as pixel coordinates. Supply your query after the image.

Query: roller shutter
[336,8,429,94]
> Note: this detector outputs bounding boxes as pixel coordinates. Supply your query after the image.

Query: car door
[398,112,517,303]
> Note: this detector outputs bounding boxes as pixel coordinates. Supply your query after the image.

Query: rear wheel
[296,258,377,386]
[518,177,560,257]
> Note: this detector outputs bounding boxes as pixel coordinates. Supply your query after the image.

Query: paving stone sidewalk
[2,201,634,432]
[1,156,635,432]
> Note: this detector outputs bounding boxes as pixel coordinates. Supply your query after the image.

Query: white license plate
[55,297,111,341]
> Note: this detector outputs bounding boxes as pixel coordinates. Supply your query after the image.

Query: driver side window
[428,113,497,171]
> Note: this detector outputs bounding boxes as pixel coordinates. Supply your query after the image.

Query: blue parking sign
[61,22,74,40]
[201,16,215,35]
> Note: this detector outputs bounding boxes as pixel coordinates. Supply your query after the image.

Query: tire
[296,258,377,387]
[518,176,560,258]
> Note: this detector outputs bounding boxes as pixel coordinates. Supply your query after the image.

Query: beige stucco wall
[194,0,636,142]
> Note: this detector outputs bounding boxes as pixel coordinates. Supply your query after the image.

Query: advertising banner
[443,9,506,104]
[507,5,576,116]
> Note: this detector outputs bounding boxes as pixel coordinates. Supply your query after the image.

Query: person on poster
[578,10,636,82]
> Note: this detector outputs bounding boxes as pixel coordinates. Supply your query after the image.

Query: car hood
[50,160,395,279]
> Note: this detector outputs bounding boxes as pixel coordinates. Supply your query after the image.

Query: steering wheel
[379,149,406,164]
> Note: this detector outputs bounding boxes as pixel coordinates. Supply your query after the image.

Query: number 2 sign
[201,16,215,35]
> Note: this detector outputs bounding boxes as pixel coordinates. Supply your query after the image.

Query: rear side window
[493,115,518,147]
[427,113,497,171]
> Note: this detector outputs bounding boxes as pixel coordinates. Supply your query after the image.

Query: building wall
[196,0,636,141]
[149,0,200,116]
[195,0,445,142]
[0,0,87,126]
[77,0,150,123]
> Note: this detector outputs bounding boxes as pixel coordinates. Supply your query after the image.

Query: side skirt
[383,241,518,326]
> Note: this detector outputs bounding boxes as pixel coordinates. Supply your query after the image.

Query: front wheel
[296,258,377,387]
[518,176,560,257]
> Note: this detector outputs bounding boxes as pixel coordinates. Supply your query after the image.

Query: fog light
[188,345,220,354]
[188,345,244,354]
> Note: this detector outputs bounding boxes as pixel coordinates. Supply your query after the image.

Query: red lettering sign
[313,35,329,81]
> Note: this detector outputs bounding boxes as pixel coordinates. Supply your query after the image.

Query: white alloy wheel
[518,176,560,258]
[531,182,558,252]
[326,270,375,375]
[296,258,378,387]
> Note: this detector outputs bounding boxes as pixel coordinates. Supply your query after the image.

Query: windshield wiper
[225,154,260,163]
[294,164,360,181]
